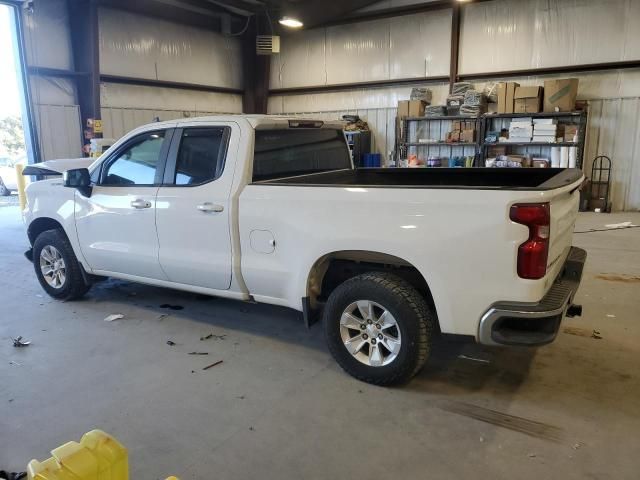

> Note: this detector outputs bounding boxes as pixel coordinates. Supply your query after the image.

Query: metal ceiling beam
[96,0,242,30]
[269,76,449,96]
[317,0,451,27]
[273,0,382,30]
[100,74,244,95]
[204,0,264,16]
[457,61,640,81]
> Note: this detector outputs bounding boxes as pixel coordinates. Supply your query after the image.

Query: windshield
[253,128,351,182]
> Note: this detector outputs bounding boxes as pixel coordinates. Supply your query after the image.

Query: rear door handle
[197,202,224,213]
[131,199,152,209]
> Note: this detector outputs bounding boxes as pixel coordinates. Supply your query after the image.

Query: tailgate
[547,185,580,280]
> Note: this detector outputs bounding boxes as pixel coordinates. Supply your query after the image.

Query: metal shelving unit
[396,111,588,169]
[399,115,483,167]
[480,111,588,167]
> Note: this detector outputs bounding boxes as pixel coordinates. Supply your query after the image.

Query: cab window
[101,131,166,185]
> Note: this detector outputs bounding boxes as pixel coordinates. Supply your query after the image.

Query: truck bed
[254,167,583,191]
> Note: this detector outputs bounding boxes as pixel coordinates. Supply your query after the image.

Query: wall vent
[256,35,280,55]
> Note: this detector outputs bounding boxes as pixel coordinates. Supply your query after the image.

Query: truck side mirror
[63,168,92,197]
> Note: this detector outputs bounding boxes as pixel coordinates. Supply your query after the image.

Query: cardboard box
[488,145,507,157]
[497,82,519,113]
[544,78,579,112]
[564,124,579,142]
[460,129,476,143]
[514,86,542,113]
[397,100,426,118]
[532,159,550,168]
[446,131,461,143]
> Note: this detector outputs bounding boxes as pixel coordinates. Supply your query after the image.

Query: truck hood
[22,158,95,176]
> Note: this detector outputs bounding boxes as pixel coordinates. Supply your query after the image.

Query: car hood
[22,158,95,176]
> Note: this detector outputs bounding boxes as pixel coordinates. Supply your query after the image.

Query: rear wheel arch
[305,250,438,326]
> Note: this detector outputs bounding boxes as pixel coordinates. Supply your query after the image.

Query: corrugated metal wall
[584,98,640,212]
[22,0,82,160]
[33,104,82,160]
[100,82,243,140]
[98,8,243,90]
[100,108,221,141]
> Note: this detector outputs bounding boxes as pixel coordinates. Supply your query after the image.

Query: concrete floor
[1,204,639,479]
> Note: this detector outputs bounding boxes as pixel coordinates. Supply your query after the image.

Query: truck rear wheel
[323,272,434,386]
[33,229,91,300]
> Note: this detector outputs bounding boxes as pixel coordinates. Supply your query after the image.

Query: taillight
[510,203,550,279]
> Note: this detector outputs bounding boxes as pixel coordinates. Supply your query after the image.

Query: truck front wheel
[323,272,435,386]
[33,229,92,300]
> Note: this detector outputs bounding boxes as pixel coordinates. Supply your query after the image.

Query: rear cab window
[252,127,351,182]
[173,127,228,185]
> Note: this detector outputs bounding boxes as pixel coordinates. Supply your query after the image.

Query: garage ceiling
[96,0,385,31]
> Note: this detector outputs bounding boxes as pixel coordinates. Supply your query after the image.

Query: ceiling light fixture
[279,16,303,28]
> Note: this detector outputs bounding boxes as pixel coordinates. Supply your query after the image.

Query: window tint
[175,128,226,185]
[253,129,351,182]
[102,132,166,185]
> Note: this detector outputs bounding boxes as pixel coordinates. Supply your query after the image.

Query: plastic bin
[27,430,128,480]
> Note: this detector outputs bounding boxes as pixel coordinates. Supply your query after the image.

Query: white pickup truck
[23,115,586,385]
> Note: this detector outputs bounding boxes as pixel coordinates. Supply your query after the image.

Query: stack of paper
[533,119,557,143]
[507,119,533,142]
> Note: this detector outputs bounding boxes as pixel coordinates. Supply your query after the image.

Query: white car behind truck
[22,115,586,385]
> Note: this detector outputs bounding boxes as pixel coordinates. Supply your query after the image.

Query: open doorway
[0,2,36,202]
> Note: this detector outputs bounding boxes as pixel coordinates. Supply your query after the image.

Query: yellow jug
[27,430,128,480]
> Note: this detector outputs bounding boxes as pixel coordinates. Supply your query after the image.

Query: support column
[67,0,101,153]
[449,2,461,93]
[242,15,270,114]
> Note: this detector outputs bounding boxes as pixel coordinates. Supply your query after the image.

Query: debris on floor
[563,326,597,338]
[458,354,490,364]
[0,471,27,480]
[188,352,208,355]
[104,313,125,322]
[200,333,226,341]
[604,221,637,229]
[572,442,584,450]
[9,360,22,367]
[236,395,245,400]
[12,336,30,348]
[166,340,176,346]
[591,330,603,340]
[160,304,184,310]
[157,313,169,320]
[527,453,537,458]
[606,314,616,318]
[202,360,223,370]
[595,273,640,283]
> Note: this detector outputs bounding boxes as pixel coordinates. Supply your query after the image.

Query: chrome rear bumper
[478,247,587,346]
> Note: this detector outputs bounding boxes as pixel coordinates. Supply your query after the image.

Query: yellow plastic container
[27,430,128,480]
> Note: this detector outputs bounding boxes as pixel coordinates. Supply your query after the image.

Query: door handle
[130,199,152,209]
[197,202,224,213]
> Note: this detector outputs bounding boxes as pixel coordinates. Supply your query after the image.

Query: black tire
[323,272,435,386]
[33,229,91,300]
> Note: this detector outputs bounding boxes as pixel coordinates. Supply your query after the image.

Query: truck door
[155,122,239,290]
[74,128,173,279]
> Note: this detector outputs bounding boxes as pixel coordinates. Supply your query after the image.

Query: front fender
[24,180,89,270]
